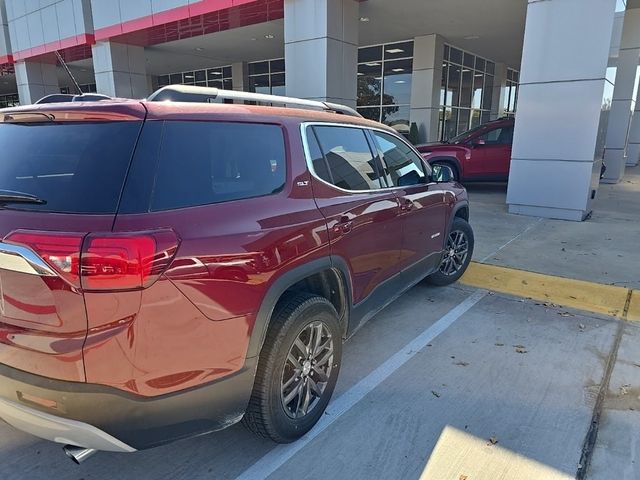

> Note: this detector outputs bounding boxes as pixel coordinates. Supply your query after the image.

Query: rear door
[305,124,404,311]
[370,129,448,280]
[0,107,144,382]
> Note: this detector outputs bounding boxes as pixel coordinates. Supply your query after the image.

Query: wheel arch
[247,257,353,359]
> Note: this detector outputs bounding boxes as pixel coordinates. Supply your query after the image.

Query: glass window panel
[157,75,170,86]
[358,63,383,106]
[222,66,232,78]
[457,109,470,136]
[443,107,458,141]
[271,73,285,96]
[482,75,494,110]
[444,45,450,61]
[383,58,413,105]
[504,85,513,112]
[249,75,271,94]
[208,80,223,89]
[183,72,195,84]
[373,131,425,187]
[441,65,448,106]
[313,126,385,191]
[486,61,495,75]
[195,81,207,87]
[357,107,381,122]
[358,45,383,64]
[195,70,206,83]
[170,73,182,84]
[382,106,411,135]
[481,111,491,125]
[475,57,486,72]
[460,69,473,108]
[307,129,332,184]
[270,59,285,73]
[207,68,223,81]
[450,48,463,65]
[463,52,475,69]
[448,65,461,106]
[470,109,482,129]
[248,61,269,76]
[384,41,414,60]
[472,73,484,109]
[223,79,233,90]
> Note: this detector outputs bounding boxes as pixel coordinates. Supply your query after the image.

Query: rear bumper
[0,360,256,451]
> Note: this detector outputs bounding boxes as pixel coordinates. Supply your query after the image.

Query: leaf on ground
[514,345,528,354]
[488,436,499,446]
[559,312,574,317]
[431,390,441,398]
[495,343,505,347]
[578,323,586,331]
[459,475,469,480]
[455,361,470,367]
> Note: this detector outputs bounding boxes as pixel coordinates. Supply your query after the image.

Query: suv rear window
[150,122,286,211]
[0,121,142,214]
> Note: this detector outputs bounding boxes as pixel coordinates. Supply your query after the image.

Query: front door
[468,124,514,178]
[370,130,448,279]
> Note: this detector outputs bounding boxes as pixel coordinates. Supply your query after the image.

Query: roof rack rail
[147,85,362,118]
[35,93,112,104]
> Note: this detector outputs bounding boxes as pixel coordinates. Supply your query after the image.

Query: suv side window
[372,130,426,187]
[478,125,514,145]
[151,121,286,211]
[312,125,386,191]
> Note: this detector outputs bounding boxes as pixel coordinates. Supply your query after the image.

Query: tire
[242,292,342,443]
[427,217,474,286]
[433,161,460,182]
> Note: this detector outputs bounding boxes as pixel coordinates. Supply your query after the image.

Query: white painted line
[235,289,488,480]
[481,217,543,263]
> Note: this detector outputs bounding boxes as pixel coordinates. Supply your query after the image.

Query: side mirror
[471,138,486,147]
[431,164,454,183]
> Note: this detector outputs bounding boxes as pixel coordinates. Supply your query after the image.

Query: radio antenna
[55,51,82,95]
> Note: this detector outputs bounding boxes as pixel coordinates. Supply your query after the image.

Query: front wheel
[427,217,474,286]
[242,293,342,443]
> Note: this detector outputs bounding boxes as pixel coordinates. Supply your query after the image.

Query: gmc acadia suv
[0,86,473,462]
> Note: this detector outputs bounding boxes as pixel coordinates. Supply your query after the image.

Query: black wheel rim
[281,321,334,419]
[439,230,469,276]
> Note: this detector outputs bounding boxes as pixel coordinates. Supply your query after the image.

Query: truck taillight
[5,229,179,291]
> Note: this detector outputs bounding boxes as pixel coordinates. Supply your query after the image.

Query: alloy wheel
[281,321,335,419]
[439,230,469,276]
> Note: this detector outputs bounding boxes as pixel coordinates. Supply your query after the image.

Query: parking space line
[235,290,488,480]
[480,217,544,263]
[461,262,636,321]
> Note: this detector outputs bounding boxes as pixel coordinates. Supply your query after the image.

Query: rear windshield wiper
[0,190,47,206]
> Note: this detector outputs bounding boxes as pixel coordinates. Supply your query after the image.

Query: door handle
[400,199,414,212]
[333,216,353,235]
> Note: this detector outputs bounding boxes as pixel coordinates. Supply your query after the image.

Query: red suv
[0,86,473,463]
[417,117,515,182]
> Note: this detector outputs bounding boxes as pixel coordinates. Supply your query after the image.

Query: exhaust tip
[63,445,98,464]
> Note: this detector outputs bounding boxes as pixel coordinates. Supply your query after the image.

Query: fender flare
[246,256,353,358]
[447,200,470,234]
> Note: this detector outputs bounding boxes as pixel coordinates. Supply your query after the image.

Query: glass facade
[504,68,520,115]
[157,66,233,89]
[357,41,414,134]
[248,58,285,96]
[60,83,97,94]
[439,45,495,141]
[0,93,19,108]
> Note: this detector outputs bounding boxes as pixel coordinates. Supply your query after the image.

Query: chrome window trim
[299,122,434,195]
[0,242,56,276]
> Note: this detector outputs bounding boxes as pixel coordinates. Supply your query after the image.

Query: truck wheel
[427,217,474,286]
[243,293,342,443]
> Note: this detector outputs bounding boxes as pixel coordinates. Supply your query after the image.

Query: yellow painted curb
[460,262,637,321]
[628,290,640,322]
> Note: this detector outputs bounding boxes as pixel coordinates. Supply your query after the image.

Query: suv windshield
[0,121,142,214]
[447,124,488,144]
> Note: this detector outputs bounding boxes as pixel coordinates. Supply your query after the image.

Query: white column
[409,34,444,143]
[628,89,640,166]
[490,63,508,120]
[15,61,59,105]
[507,0,618,222]
[602,8,640,183]
[284,0,358,107]
[92,41,149,99]
[231,62,249,92]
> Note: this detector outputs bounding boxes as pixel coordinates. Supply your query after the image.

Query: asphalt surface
[1,281,635,479]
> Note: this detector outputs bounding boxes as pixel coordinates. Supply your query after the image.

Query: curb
[460,262,639,322]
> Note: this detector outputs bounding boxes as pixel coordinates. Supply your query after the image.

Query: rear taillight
[5,229,179,291]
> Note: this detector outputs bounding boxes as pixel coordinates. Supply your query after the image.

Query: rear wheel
[427,217,474,286]
[242,293,342,443]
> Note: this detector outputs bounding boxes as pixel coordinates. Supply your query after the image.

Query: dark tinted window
[0,121,142,213]
[478,125,514,145]
[312,126,385,191]
[306,130,332,184]
[373,131,426,187]
[151,122,286,211]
